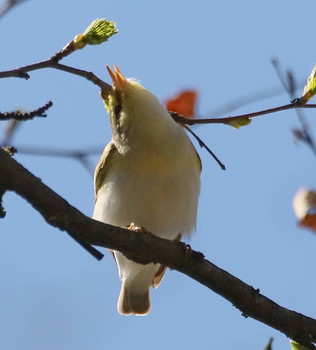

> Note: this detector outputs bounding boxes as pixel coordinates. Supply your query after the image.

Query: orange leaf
[299,214,316,232]
[165,90,198,118]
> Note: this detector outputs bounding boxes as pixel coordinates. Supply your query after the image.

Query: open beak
[106,65,128,91]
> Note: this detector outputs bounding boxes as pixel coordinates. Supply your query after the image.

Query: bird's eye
[114,105,122,117]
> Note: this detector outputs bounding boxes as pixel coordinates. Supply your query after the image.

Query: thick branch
[0,148,315,348]
[0,148,103,259]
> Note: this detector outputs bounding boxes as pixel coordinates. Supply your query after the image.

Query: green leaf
[83,19,118,45]
[290,341,311,350]
[73,19,118,50]
[227,116,252,129]
[302,65,316,103]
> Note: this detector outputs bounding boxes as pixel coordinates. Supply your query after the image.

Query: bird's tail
[117,280,150,316]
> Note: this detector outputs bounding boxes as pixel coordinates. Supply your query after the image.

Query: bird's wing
[94,141,118,201]
[190,139,202,172]
[152,233,183,288]
[195,147,202,172]
[152,265,167,288]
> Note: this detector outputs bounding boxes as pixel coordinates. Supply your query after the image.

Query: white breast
[93,129,200,240]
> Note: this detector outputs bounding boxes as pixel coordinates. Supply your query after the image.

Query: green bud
[228,116,252,129]
[302,65,316,103]
[73,34,87,50]
[83,19,118,45]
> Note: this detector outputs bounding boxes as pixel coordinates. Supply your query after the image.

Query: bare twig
[0,58,112,94]
[272,59,316,157]
[0,101,53,122]
[182,124,226,170]
[15,145,101,158]
[171,101,316,126]
[16,145,103,174]
[2,120,20,145]
[0,18,112,95]
[3,62,315,126]
[0,0,28,18]
[0,147,316,349]
[2,50,316,132]
[0,16,116,95]
[0,102,53,148]
[271,58,293,93]
[208,85,285,116]
[0,41,111,169]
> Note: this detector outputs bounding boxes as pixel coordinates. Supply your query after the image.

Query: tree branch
[0,147,316,348]
[2,53,316,130]
[0,148,103,259]
[0,58,112,94]
[0,101,53,121]
[171,101,316,126]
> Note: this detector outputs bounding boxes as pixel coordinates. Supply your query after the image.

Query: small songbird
[93,65,201,315]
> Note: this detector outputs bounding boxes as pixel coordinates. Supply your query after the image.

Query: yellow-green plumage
[93,66,201,315]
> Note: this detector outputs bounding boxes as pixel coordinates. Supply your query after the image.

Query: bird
[92,65,201,315]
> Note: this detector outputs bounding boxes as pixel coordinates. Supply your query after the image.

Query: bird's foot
[127,223,151,234]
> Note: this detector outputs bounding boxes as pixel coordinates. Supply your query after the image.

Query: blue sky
[1,1,316,349]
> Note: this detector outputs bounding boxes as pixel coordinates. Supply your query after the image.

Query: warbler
[93,66,201,315]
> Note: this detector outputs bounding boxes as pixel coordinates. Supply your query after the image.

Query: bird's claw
[127,223,150,234]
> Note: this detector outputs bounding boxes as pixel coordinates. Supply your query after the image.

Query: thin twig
[16,146,102,175]
[0,101,53,121]
[2,120,20,145]
[182,124,226,170]
[2,52,316,129]
[16,146,102,158]
[208,85,285,116]
[0,0,28,18]
[271,58,291,93]
[171,102,316,126]
[0,59,112,94]
[272,59,316,157]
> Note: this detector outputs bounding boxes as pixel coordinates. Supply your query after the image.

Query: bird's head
[103,65,176,153]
